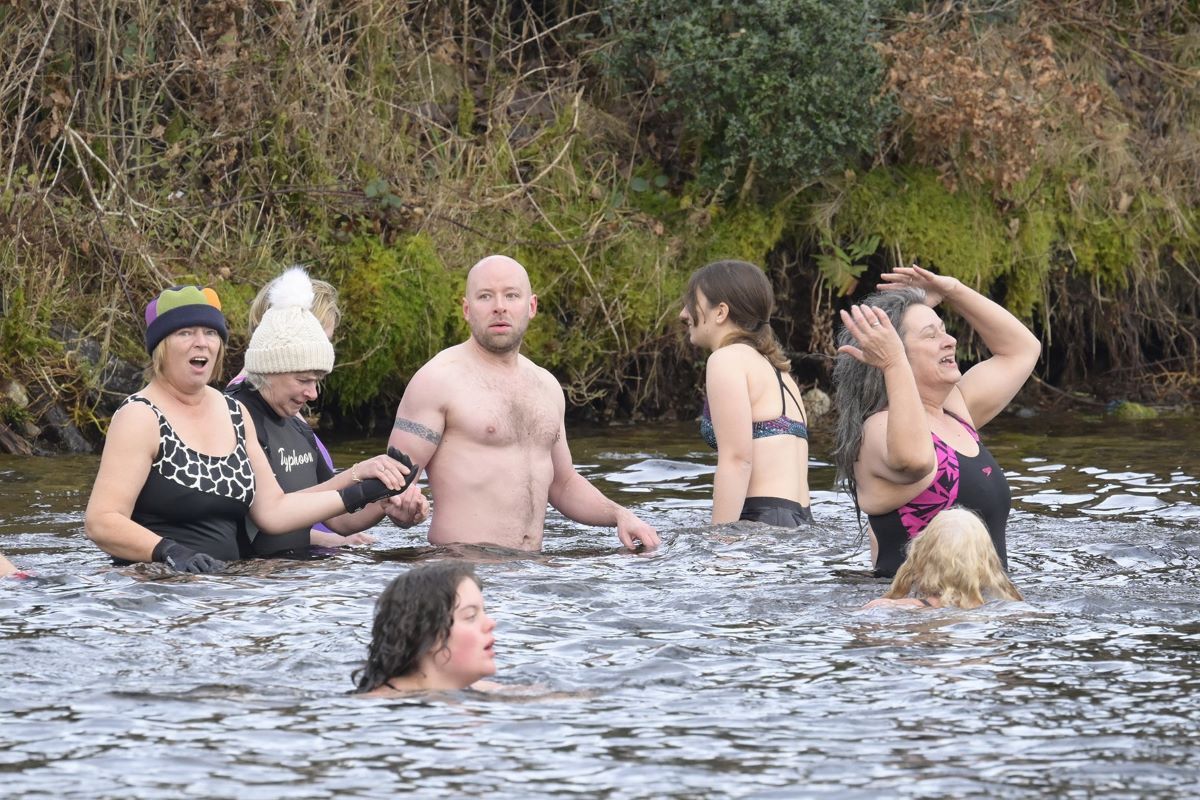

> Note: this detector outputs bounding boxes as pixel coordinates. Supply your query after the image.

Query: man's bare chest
[444,373,559,447]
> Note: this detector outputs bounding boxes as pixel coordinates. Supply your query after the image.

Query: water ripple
[2,416,1200,797]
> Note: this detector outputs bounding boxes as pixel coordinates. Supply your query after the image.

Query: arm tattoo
[393,417,442,445]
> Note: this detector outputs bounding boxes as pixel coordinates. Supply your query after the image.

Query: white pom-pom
[267,266,315,311]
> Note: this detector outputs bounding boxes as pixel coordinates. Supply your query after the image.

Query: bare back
[391,342,562,549]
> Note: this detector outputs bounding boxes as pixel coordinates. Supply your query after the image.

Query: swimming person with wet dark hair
[680,259,812,526]
[833,264,1040,578]
[354,562,497,695]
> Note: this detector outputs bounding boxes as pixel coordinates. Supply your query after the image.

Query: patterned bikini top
[699,365,808,450]
[121,393,256,506]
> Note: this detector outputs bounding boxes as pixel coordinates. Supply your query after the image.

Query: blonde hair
[886,507,1023,609]
[145,337,226,384]
[247,271,341,336]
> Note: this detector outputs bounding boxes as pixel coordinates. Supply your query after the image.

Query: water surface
[1,413,1198,798]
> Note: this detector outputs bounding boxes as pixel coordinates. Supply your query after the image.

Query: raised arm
[883,265,1040,427]
[704,348,753,524]
[838,304,936,487]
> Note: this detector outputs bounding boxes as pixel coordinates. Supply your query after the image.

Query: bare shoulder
[523,357,566,402]
[707,342,757,370]
[98,395,160,463]
[854,411,893,473]
[108,394,157,433]
[403,345,472,399]
[861,597,926,610]
[860,408,890,440]
[420,343,472,378]
[469,680,593,700]
[941,386,977,428]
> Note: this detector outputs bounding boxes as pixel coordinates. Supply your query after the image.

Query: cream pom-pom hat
[244,267,335,374]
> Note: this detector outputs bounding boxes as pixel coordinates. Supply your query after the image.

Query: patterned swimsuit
[699,371,808,450]
[123,394,256,562]
[700,364,813,526]
[867,412,1010,578]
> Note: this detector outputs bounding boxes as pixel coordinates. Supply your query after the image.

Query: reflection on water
[1,414,1199,798]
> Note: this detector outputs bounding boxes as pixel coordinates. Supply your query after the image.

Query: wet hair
[145,335,226,384]
[885,507,1023,609]
[684,260,790,372]
[247,271,341,336]
[353,562,482,693]
[831,287,929,495]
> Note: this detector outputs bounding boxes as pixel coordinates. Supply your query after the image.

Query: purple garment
[311,432,335,534]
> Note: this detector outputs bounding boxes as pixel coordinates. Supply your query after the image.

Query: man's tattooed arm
[393,417,442,445]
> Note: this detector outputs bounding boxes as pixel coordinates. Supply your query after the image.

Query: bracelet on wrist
[351,463,362,483]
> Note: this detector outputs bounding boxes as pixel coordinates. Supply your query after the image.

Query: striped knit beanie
[144,285,228,354]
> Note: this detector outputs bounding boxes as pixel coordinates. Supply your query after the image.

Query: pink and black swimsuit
[867,412,1010,577]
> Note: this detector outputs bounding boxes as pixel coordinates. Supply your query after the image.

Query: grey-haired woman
[833,265,1039,577]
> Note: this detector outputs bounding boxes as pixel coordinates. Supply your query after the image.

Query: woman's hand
[837,304,907,371]
[351,452,412,492]
[878,264,960,307]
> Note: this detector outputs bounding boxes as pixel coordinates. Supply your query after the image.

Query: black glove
[388,447,419,492]
[152,539,226,574]
[338,448,421,513]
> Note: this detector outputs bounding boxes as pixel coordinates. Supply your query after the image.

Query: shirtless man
[386,255,659,551]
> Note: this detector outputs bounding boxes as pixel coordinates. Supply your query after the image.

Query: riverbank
[3,2,1197,449]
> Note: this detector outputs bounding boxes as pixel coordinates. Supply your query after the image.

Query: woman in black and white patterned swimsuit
[84,284,412,574]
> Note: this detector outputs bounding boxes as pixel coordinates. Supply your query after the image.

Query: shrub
[604,0,894,199]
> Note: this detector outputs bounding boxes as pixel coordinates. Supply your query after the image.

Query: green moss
[0,286,60,363]
[323,233,462,410]
[1058,206,1137,289]
[1111,400,1158,420]
[685,202,788,268]
[516,224,669,378]
[1003,180,1057,318]
[209,280,260,346]
[832,166,1011,287]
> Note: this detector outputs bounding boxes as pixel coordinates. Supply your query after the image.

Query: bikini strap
[772,367,806,426]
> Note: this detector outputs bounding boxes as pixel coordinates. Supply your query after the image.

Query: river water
[1,413,1198,798]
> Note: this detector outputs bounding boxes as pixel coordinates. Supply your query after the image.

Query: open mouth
[189,356,209,368]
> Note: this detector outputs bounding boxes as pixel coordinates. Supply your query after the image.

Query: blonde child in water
[863,507,1023,610]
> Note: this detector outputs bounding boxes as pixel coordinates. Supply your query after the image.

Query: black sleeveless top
[124,394,255,562]
[226,382,335,555]
[867,412,1011,578]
